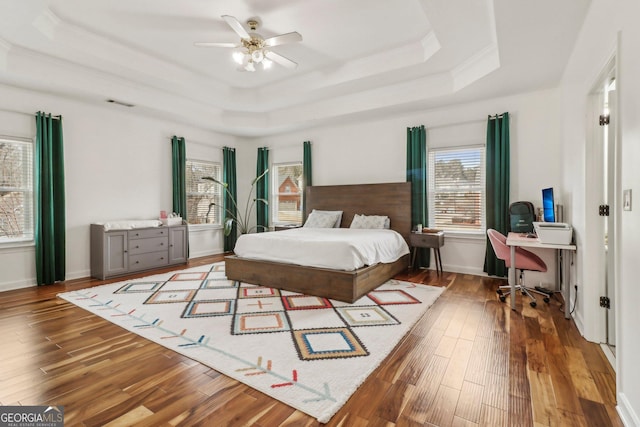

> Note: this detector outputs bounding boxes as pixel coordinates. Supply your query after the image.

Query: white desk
[505,232,577,318]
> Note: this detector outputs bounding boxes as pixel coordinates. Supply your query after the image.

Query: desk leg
[563,249,571,319]
[510,245,516,310]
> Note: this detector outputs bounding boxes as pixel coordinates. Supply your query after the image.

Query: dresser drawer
[128,227,169,240]
[129,251,169,271]
[129,236,168,255]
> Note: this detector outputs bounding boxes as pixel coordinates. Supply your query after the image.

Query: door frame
[584,43,620,370]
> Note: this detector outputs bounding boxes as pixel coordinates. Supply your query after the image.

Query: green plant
[202,169,269,236]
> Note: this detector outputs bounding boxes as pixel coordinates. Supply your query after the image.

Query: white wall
[561,0,640,424]
[248,88,563,278]
[0,84,235,290]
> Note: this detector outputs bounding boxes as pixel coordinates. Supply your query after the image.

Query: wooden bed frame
[225,182,412,303]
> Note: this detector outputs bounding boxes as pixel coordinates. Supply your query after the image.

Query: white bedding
[233,228,410,271]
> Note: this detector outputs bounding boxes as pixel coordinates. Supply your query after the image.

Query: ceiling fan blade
[263,31,303,47]
[194,42,239,48]
[221,15,251,40]
[265,51,298,69]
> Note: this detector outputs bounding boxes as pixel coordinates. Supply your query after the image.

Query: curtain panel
[256,147,269,232]
[223,147,238,251]
[35,112,66,285]
[171,136,187,219]
[302,141,312,222]
[483,112,510,277]
[406,125,430,268]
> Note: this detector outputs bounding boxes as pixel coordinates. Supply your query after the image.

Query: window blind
[428,146,485,231]
[273,162,303,224]
[186,160,222,225]
[0,138,34,242]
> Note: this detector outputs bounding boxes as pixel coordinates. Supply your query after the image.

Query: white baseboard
[66,269,90,281]
[600,343,616,372]
[441,263,486,276]
[618,392,639,427]
[0,278,36,292]
[189,248,224,259]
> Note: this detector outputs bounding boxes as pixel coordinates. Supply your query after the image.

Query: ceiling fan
[194,15,302,72]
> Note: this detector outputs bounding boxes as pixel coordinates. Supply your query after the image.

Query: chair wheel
[499,295,506,302]
[521,290,527,295]
[496,289,503,295]
[544,297,550,303]
[530,301,537,307]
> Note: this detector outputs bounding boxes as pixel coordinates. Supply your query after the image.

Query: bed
[225,182,412,303]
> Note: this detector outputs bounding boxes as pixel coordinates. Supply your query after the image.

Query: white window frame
[0,136,34,246]
[272,162,303,225]
[427,144,486,234]
[185,159,222,227]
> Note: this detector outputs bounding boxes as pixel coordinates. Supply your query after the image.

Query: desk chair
[487,229,549,308]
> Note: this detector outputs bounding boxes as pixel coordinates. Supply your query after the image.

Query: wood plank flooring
[0,255,622,426]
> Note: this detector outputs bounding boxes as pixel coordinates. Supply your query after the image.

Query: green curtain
[256,147,269,232]
[223,147,238,251]
[35,112,66,285]
[406,125,430,268]
[171,136,187,219]
[302,141,312,222]
[484,112,510,277]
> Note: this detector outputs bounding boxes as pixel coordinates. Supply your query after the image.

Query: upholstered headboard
[304,182,412,242]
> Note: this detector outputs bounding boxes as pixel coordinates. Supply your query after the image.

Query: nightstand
[409,230,445,274]
[274,224,301,231]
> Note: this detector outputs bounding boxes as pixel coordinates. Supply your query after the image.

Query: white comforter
[233,228,410,271]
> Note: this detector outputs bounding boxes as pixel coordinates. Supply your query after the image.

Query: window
[428,146,485,232]
[0,137,34,243]
[273,162,303,224]
[186,159,222,225]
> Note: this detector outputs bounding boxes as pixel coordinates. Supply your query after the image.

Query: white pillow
[349,214,389,229]
[312,209,343,228]
[303,211,339,228]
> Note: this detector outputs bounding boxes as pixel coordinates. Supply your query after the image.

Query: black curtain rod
[488,113,506,119]
[36,112,62,118]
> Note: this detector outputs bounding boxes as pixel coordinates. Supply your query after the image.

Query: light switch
[623,189,632,211]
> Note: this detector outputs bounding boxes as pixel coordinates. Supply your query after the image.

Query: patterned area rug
[58,262,444,423]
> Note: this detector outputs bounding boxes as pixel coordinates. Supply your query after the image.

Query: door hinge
[600,296,611,309]
[599,114,610,126]
[599,204,610,216]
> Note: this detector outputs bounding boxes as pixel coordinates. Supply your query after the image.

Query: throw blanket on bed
[233,228,409,271]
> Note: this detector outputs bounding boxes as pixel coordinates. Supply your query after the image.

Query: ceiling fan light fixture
[232,50,245,65]
[251,49,264,63]
[262,58,273,69]
[244,61,256,72]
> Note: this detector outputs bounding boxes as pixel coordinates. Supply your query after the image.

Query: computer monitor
[542,187,555,222]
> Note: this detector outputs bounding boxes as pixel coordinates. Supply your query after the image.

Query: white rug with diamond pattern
[58,262,444,423]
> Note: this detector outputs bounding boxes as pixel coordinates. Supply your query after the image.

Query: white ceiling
[0,0,591,137]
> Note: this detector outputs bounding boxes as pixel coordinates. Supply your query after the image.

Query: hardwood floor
[0,255,622,426]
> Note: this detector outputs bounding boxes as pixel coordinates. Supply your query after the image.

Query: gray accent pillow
[303,211,339,228]
[311,209,343,228]
[349,214,389,229]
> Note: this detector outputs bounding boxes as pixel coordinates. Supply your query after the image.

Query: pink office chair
[487,229,549,307]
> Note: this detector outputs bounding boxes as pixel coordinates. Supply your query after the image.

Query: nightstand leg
[411,247,417,270]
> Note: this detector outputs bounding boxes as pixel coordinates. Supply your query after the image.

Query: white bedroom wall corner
[561,0,640,423]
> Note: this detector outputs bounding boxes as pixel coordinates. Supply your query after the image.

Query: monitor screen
[542,187,555,222]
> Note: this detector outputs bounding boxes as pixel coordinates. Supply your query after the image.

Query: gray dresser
[90,223,188,279]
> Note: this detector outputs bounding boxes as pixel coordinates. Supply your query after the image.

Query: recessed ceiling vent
[106,99,135,108]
